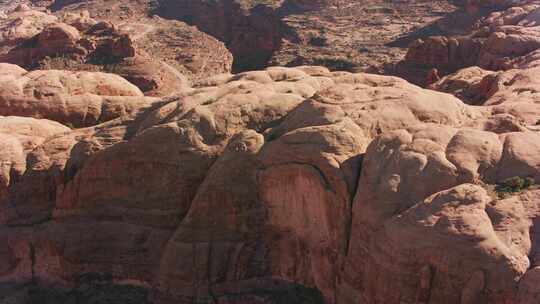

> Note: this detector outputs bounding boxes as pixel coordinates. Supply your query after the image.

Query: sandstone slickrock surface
[0,116,69,212]
[1,0,540,303]
[397,0,540,86]
[430,60,540,127]
[429,66,496,104]
[0,63,538,304]
[0,63,163,128]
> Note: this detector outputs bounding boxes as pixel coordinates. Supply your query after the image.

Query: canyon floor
[0,0,539,303]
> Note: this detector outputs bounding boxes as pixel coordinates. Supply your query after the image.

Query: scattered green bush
[39,55,80,70]
[202,98,217,105]
[309,36,327,47]
[495,176,535,198]
[312,56,358,72]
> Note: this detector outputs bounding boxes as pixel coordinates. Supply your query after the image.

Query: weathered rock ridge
[0,63,162,128]
[397,0,540,87]
[0,5,233,95]
[0,64,538,303]
[0,0,539,303]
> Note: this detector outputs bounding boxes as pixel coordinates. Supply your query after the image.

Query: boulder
[429,66,497,104]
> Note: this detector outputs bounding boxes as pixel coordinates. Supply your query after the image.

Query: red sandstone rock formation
[154,0,457,72]
[398,1,540,85]
[0,6,232,96]
[0,63,163,127]
[0,64,538,303]
[1,1,540,304]
[49,0,235,82]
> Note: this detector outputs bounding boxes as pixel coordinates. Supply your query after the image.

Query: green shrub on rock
[495,176,535,198]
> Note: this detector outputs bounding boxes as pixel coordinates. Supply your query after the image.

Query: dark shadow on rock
[0,275,152,304]
[49,0,88,12]
[212,280,326,304]
[529,217,540,267]
[151,0,315,73]
[386,23,445,48]
[386,8,492,49]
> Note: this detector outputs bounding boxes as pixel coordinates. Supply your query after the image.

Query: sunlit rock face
[0,64,538,303]
[1,0,540,303]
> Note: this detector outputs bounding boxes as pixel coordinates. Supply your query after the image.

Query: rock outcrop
[0,116,69,207]
[0,4,58,50]
[155,0,458,72]
[49,1,234,83]
[0,64,537,304]
[1,1,540,303]
[0,6,232,96]
[156,0,282,72]
[398,1,540,85]
[429,60,540,128]
[429,66,496,104]
[342,126,539,303]
[0,63,161,127]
